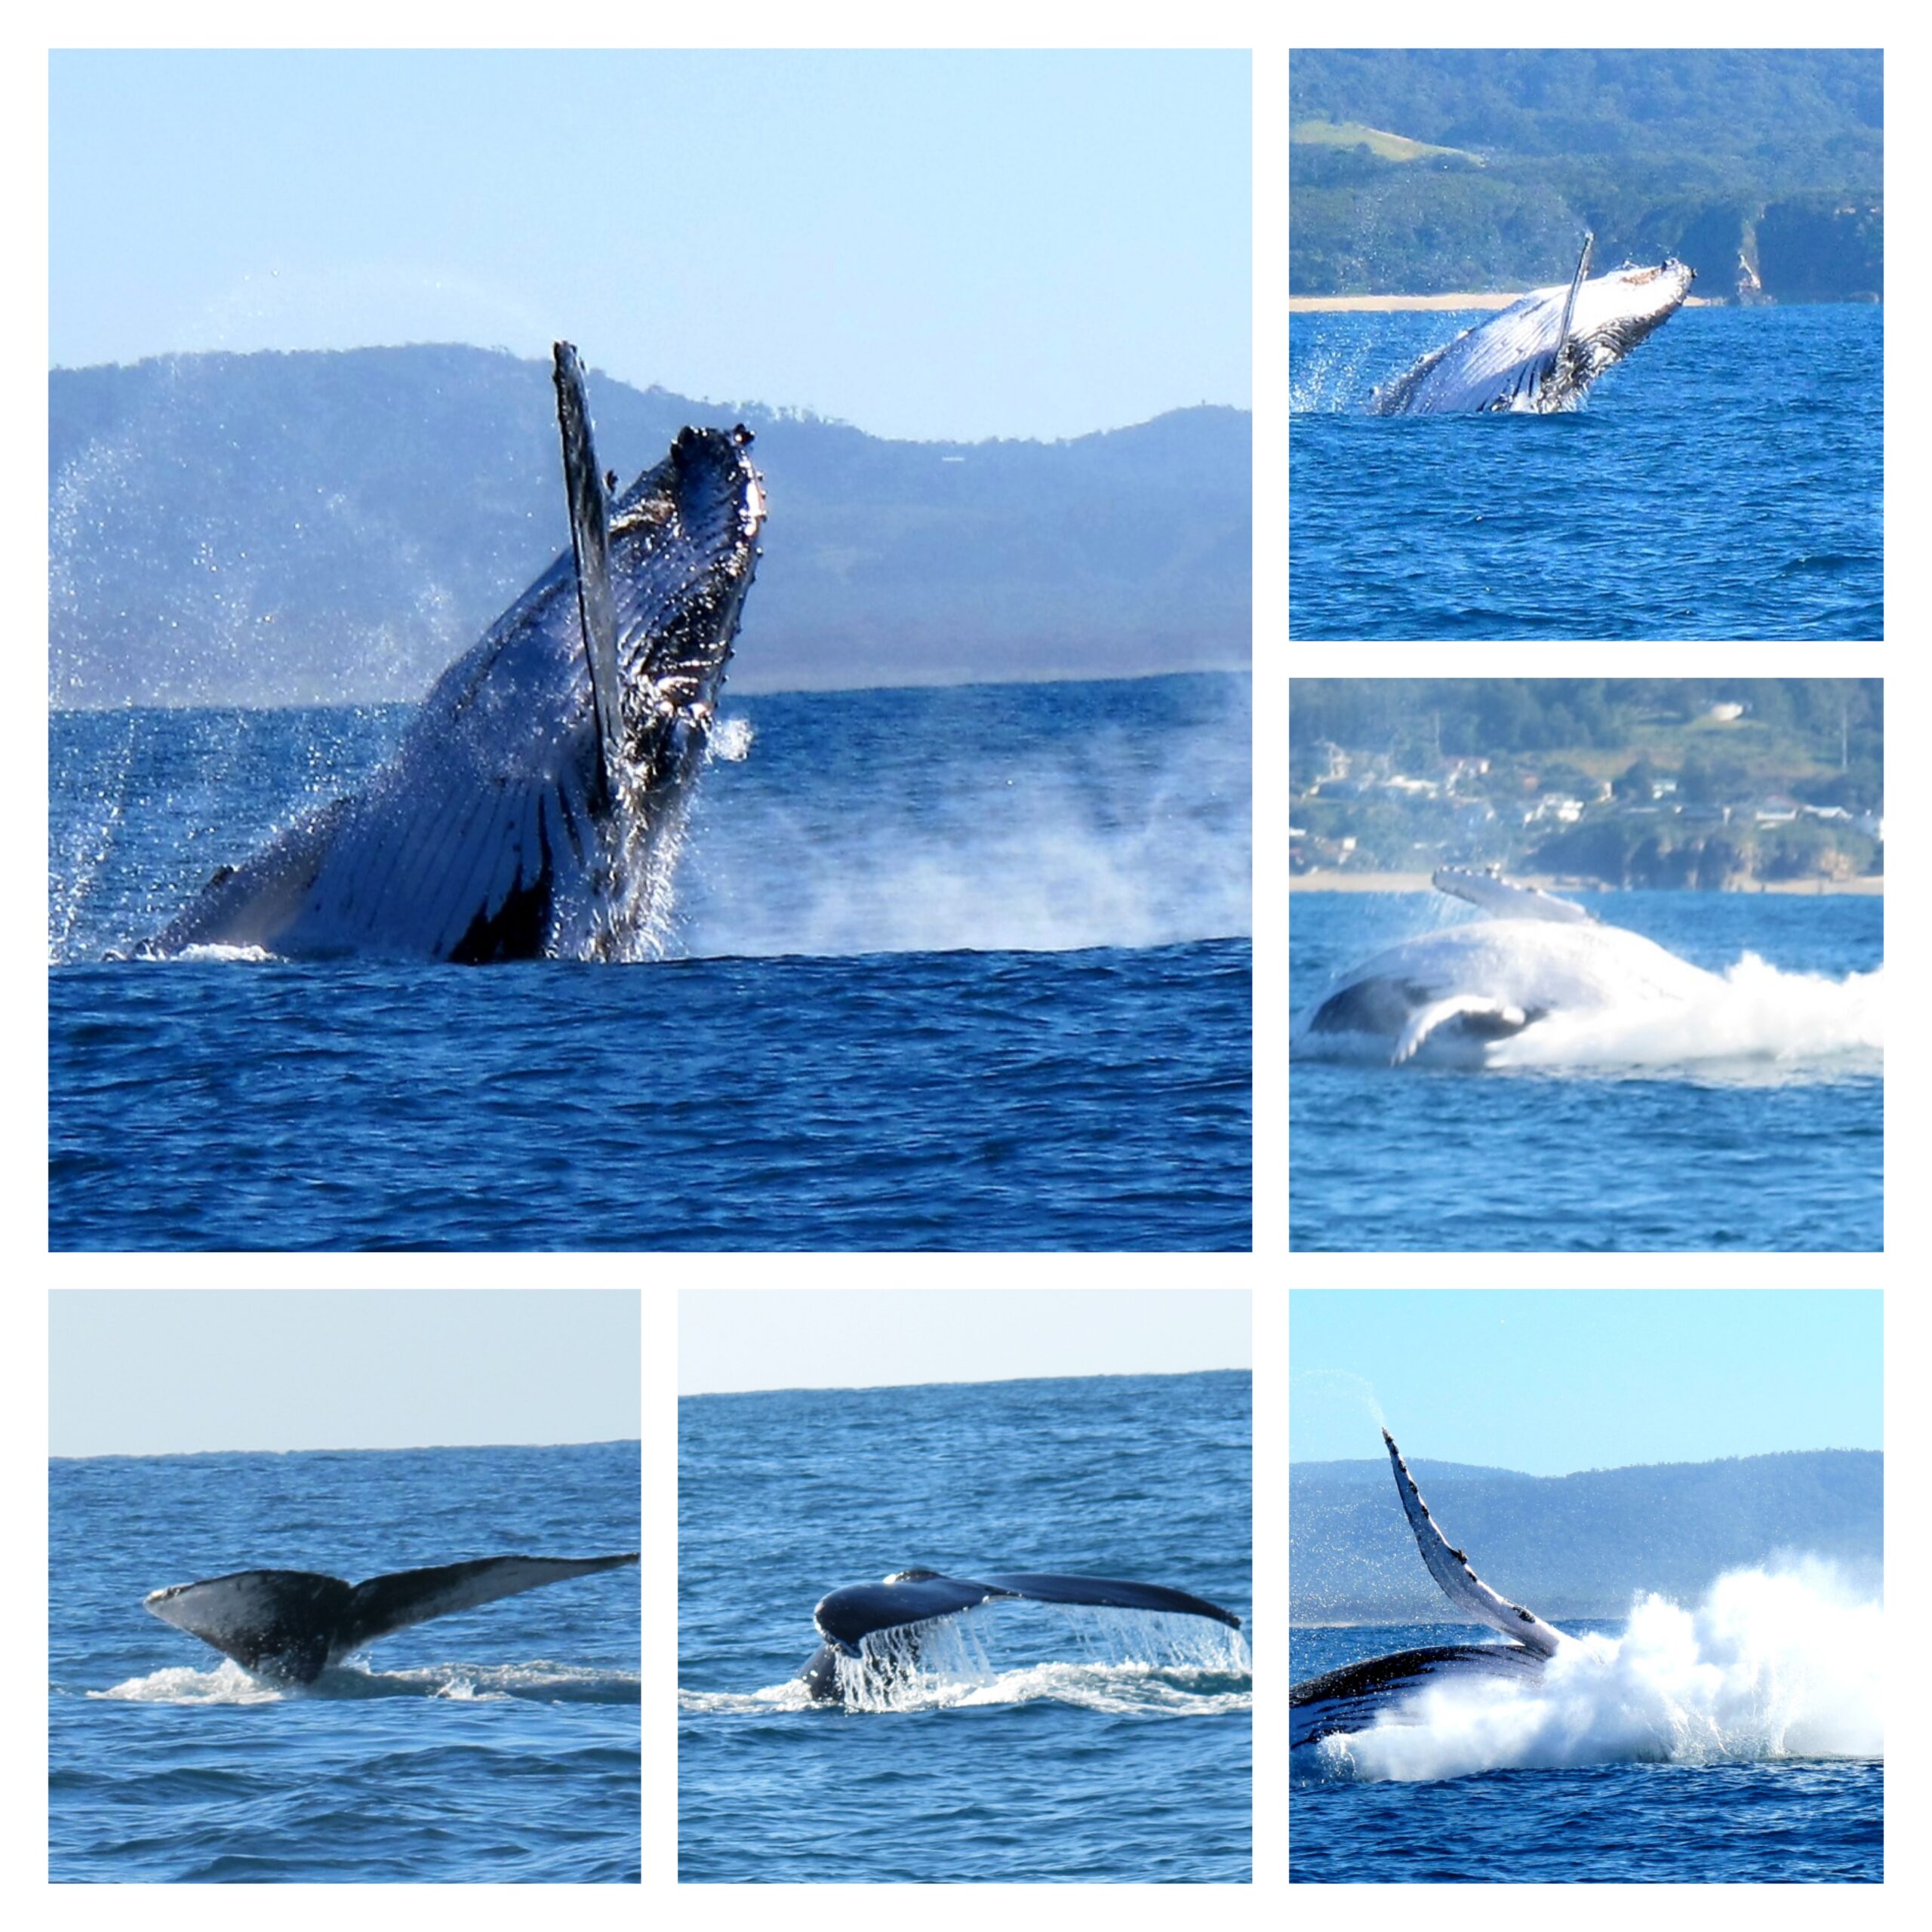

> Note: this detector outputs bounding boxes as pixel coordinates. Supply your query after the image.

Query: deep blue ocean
[49,673,1250,1249]
[1290,888,1883,1251]
[1291,1620,1882,1882]
[48,1440,641,1883]
[678,1371,1251,1883]
[1289,304,1882,639]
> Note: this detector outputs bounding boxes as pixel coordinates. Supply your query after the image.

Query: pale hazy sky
[679,1287,1251,1395]
[49,48,1250,443]
[1291,1289,1882,1475]
[49,1289,641,1457]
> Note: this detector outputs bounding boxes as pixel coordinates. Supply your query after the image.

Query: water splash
[1289,333,1378,415]
[1490,957,1883,1073]
[681,1604,1251,1716]
[91,1657,641,1705]
[684,718,1250,959]
[1305,1559,1883,1783]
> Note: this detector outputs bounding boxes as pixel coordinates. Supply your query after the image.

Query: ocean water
[48,1440,641,1883]
[678,1371,1252,1882]
[1291,1603,1883,1883]
[1289,304,1882,640]
[48,673,1251,1250]
[1290,889,1882,1251]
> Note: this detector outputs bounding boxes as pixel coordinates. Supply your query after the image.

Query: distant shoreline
[1290,292,1729,312]
[1290,869,1883,896]
[1291,293,1518,312]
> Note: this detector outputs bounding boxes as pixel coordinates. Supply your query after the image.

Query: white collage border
[11,6,1920,1923]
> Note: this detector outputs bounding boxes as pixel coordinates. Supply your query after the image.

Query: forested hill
[1292,1448,1882,1624]
[1291,49,1882,300]
[50,346,1250,708]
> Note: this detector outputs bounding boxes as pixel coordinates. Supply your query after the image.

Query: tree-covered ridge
[50,346,1250,708]
[1290,679,1882,887]
[1291,49,1882,299]
[1291,1448,1881,1625]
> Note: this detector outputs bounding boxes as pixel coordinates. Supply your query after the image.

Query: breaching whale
[1292,866,1720,1066]
[796,1567,1243,1703]
[149,343,764,962]
[1371,233,1694,414]
[1291,1432,1567,1752]
[144,1551,638,1684]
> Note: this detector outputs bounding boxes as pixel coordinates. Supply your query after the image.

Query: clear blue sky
[50,49,1250,443]
[1291,1290,1881,1475]
[680,1288,1251,1395]
[49,1290,641,1457]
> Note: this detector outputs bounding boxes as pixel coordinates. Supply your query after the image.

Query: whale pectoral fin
[1391,995,1528,1066]
[552,342,623,814]
[1558,231,1593,346]
[1382,1431,1567,1658]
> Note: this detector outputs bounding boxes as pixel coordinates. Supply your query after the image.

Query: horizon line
[681,1364,1248,1400]
[51,1435,641,1463]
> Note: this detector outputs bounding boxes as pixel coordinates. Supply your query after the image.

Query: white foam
[89,1657,639,1704]
[1489,955,1883,1072]
[1314,1559,1884,1783]
[681,1603,1251,1716]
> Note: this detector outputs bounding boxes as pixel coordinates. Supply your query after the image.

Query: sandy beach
[1289,293,1518,312]
[1290,292,1727,312]
[1289,869,1882,896]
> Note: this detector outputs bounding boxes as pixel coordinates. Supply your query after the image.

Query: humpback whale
[1292,866,1720,1066]
[796,1567,1243,1703]
[149,343,764,962]
[1291,1432,1566,1752]
[1372,234,1694,414]
[144,1552,638,1684]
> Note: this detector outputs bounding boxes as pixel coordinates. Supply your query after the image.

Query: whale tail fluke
[145,1552,639,1684]
[801,1567,1242,1701]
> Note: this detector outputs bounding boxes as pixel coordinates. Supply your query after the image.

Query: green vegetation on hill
[1291,1449,1881,1625]
[49,347,1251,708]
[1290,50,1882,300]
[1290,679,1882,887]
